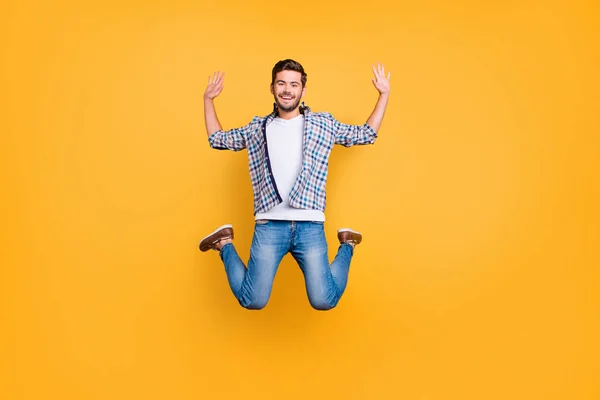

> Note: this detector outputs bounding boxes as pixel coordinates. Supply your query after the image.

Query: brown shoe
[337,228,362,246]
[199,224,234,252]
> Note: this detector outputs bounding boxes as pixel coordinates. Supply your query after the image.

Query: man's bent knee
[309,297,338,311]
[239,296,269,310]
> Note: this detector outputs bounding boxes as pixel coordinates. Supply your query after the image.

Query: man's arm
[366,63,391,132]
[333,63,391,147]
[204,71,225,137]
[203,71,247,151]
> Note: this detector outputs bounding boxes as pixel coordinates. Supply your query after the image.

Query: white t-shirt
[255,115,325,222]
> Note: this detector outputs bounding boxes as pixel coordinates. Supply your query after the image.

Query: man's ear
[301,87,306,98]
[270,84,274,95]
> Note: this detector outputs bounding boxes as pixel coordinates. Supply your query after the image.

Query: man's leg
[290,222,361,310]
[201,221,290,309]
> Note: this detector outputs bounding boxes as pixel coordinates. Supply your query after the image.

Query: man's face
[271,70,305,113]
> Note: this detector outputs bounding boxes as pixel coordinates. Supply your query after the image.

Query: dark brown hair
[271,59,307,88]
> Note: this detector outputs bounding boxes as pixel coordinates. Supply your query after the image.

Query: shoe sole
[199,224,233,252]
[337,228,362,245]
[337,228,361,234]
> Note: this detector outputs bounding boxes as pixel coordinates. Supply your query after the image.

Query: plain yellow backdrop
[1,0,599,399]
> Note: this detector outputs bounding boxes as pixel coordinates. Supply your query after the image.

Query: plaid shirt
[208,105,378,215]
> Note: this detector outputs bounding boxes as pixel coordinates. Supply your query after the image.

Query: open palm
[372,63,391,95]
[204,71,225,100]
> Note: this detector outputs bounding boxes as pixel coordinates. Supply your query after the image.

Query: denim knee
[309,297,338,311]
[239,295,269,310]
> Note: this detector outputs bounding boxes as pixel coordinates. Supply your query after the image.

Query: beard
[274,92,302,113]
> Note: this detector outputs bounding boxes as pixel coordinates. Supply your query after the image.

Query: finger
[217,71,225,85]
[387,71,391,79]
[382,64,386,74]
[378,63,382,75]
[372,64,378,78]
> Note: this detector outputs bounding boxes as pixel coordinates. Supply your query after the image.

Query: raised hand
[204,71,225,100]
[371,63,391,95]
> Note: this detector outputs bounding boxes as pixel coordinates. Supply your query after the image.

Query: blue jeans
[218,220,354,310]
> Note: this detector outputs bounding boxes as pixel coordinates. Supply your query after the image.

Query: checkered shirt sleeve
[207,117,261,151]
[333,117,378,147]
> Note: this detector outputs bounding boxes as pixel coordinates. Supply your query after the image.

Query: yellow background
[2,0,599,399]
